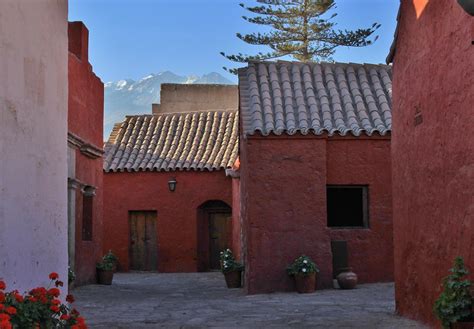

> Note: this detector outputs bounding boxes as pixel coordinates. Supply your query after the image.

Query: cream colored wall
[154,84,238,114]
[0,0,69,291]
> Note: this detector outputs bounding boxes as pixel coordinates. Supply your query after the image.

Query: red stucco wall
[391,1,474,326]
[240,134,393,294]
[103,171,232,272]
[68,22,104,286]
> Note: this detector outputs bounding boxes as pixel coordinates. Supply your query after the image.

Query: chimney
[68,22,89,62]
[152,103,160,114]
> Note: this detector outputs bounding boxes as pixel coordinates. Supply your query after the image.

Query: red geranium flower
[0,305,4,311]
[47,288,60,297]
[5,307,16,315]
[55,280,64,287]
[28,296,38,303]
[51,299,61,305]
[0,292,5,303]
[50,305,60,313]
[0,281,5,290]
[49,272,59,280]
[60,314,70,320]
[14,293,23,303]
[0,314,9,322]
[66,294,75,303]
[0,321,12,329]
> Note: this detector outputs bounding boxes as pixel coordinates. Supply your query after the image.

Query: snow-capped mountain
[104,71,234,139]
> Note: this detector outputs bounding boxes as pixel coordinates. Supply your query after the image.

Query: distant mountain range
[104,71,234,139]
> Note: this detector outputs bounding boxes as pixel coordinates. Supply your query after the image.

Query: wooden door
[208,212,231,269]
[129,211,158,271]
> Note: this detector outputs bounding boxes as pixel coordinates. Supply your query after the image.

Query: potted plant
[220,248,244,288]
[96,260,114,285]
[433,257,474,329]
[68,266,76,291]
[287,255,319,293]
[103,250,119,272]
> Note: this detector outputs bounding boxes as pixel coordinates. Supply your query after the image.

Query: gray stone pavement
[73,272,427,329]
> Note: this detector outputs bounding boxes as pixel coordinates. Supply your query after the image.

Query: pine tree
[221,0,381,73]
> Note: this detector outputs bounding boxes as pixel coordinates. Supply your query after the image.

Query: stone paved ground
[73,272,427,328]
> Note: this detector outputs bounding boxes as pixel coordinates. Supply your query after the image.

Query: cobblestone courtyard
[74,272,427,328]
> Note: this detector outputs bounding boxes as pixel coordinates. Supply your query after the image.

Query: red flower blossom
[14,293,23,303]
[5,307,16,315]
[66,294,75,303]
[0,321,12,329]
[71,308,80,316]
[0,314,9,322]
[0,305,4,311]
[60,314,70,321]
[50,305,60,313]
[0,281,5,290]
[28,296,38,303]
[49,272,59,280]
[51,299,61,305]
[0,292,5,303]
[55,280,64,287]
[47,288,60,297]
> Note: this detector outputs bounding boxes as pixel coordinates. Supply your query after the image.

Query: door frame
[197,201,232,272]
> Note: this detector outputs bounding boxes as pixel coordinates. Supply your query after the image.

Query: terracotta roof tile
[104,110,239,172]
[239,61,392,137]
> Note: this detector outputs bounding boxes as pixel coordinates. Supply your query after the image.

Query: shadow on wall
[197,200,232,272]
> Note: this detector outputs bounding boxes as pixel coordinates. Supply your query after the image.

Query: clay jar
[336,267,358,289]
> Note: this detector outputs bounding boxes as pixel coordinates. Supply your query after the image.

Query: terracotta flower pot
[97,269,114,285]
[336,267,358,289]
[294,273,316,293]
[224,270,242,288]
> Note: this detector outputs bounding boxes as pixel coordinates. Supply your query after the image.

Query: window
[82,186,95,241]
[327,185,368,228]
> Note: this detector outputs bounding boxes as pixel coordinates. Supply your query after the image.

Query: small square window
[327,185,368,228]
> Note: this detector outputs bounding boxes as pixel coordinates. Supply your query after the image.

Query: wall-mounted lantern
[458,0,474,16]
[168,178,177,192]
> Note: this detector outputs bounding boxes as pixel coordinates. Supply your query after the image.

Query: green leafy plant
[68,267,76,285]
[433,257,473,328]
[102,250,118,266]
[287,255,319,276]
[0,273,86,329]
[96,261,114,272]
[220,249,244,274]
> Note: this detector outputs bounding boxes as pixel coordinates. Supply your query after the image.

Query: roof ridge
[248,59,391,69]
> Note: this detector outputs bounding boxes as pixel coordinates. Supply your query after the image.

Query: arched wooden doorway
[197,200,232,271]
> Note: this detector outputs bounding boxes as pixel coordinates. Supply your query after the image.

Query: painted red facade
[103,171,233,272]
[68,22,104,286]
[240,135,393,294]
[390,1,474,326]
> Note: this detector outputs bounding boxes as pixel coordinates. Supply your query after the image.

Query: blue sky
[68,0,399,83]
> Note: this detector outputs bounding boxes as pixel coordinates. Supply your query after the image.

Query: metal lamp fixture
[168,178,177,192]
[458,0,474,16]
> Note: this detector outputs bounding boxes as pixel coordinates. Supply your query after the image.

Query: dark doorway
[129,211,158,271]
[197,201,232,271]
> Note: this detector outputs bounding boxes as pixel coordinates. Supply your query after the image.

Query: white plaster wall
[0,0,69,291]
